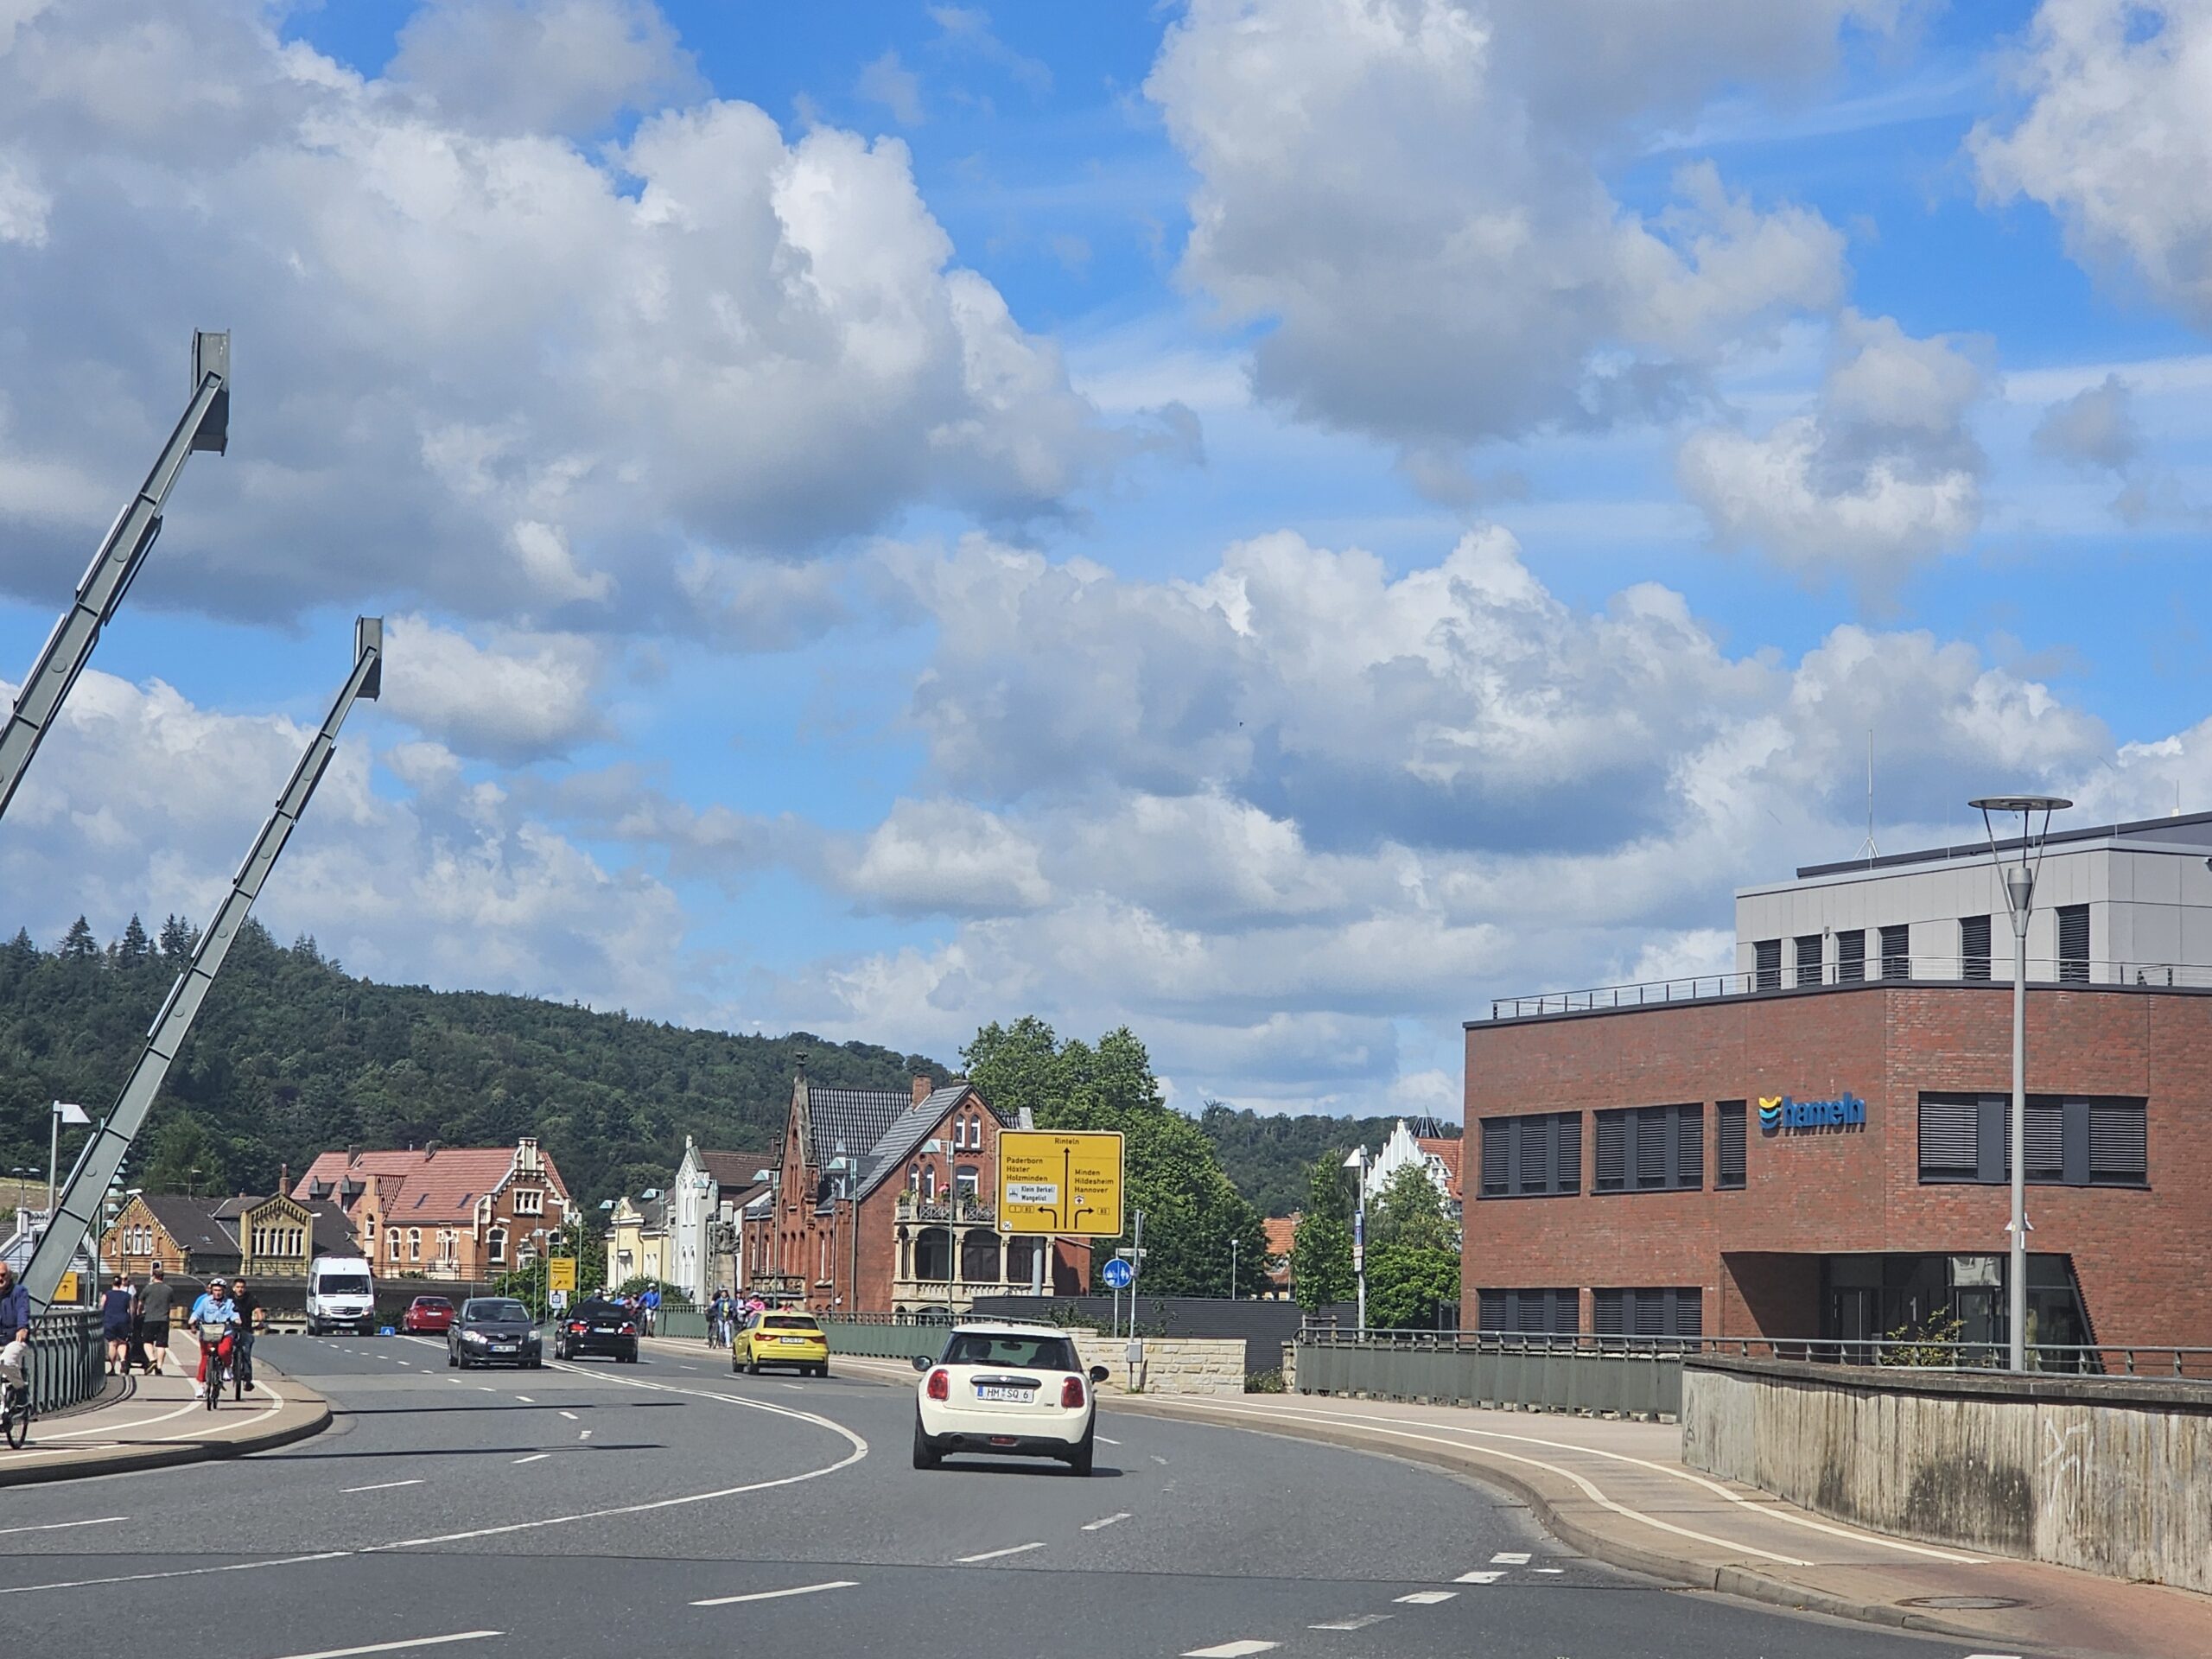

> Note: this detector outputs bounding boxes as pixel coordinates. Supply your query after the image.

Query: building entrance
[1818,1252,2090,1357]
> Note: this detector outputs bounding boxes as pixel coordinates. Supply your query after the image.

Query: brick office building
[1465,811,2212,1351]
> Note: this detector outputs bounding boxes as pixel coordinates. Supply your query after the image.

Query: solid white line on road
[0,1550,352,1598]
[1395,1590,1458,1605]
[1490,1551,1530,1564]
[341,1480,425,1494]
[1453,1570,1504,1584]
[1096,1435,1121,1446]
[558,1410,578,1420]
[957,1541,1046,1562]
[1081,1512,1131,1531]
[691,1580,859,1607]
[1183,1643,1279,1657]
[512,1453,550,1465]
[0,1516,126,1537]
[265,1631,503,1659]
[1309,1614,1390,1631]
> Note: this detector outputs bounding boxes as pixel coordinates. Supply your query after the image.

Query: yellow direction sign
[997,1129,1124,1236]
[548,1256,577,1293]
[54,1270,79,1303]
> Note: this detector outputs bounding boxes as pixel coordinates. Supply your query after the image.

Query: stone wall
[1683,1356,2212,1594]
[1075,1333,1246,1396]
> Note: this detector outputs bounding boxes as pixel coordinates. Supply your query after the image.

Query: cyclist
[188,1277,240,1400]
[0,1261,29,1402]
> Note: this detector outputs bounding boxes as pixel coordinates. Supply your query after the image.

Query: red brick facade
[1463,982,2212,1347]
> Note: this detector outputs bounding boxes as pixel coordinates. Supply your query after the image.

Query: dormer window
[514,1188,543,1216]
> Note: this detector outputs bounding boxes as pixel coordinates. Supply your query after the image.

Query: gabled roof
[697,1148,778,1189]
[1262,1215,1298,1258]
[856,1085,995,1199]
[804,1086,913,1173]
[292,1144,568,1225]
[140,1197,240,1258]
[1416,1136,1464,1200]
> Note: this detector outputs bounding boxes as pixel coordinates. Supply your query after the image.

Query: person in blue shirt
[0,1261,29,1394]
[188,1279,239,1398]
[641,1285,661,1335]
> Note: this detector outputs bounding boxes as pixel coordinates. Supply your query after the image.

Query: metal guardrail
[1488,957,2212,1020]
[26,1308,103,1414]
[817,1315,948,1360]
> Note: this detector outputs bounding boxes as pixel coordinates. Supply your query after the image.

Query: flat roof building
[1464,812,2212,1356]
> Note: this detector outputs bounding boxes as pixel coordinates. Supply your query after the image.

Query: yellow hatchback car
[733,1310,830,1377]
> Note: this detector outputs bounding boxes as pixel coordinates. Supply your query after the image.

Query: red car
[401,1295,454,1334]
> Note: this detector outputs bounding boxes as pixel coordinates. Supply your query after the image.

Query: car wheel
[446,1349,457,1368]
[1065,1421,1096,1477]
[816,1364,830,1379]
[912,1418,941,1471]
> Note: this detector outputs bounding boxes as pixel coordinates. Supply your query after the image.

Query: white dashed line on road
[578,1429,592,1440]
[512,1453,550,1465]
[0,1516,126,1536]
[1096,1435,1121,1445]
[1533,1567,1565,1574]
[264,1631,502,1659]
[957,1541,1046,1562]
[515,1395,534,1403]
[1454,1570,1504,1584]
[559,1410,578,1420]
[1309,1614,1390,1631]
[1081,1512,1131,1531]
[1149,1454,1168,1465]
[1490,1551,1530,1564]
[340,1480,424,1494]
[1395,1591,1457,1605]
[692,1580,858,1607]
[1183,1643,1278,1657]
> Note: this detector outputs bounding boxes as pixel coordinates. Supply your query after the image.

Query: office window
[1836,930,1866,983]
[1478,1112,1582,1198]
[1794,933,1823,988]
[1594,1104,1702,1192]
[1592,1287,1703,1338]
[2058,904,2090,983]
[1717,1101,1747,1189]
[1880,925,1911,980]
[1753,938,1781,991]
[1477,1287,1579,1335]
[1961,914,1992,982]
[1919,1094,2147,1186]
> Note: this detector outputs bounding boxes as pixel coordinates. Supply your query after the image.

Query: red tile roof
[291,1145,567,1224]
[1262,1215,1299,1259]
[1416,1137,1464,1200]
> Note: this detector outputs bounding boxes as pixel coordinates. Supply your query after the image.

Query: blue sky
[3,1,2210,1117]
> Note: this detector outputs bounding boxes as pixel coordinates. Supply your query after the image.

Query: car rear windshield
[761,1315,820,1331]
[941,1333,1078,1371]
[317,1274,372,1296]
[415,1298,451,1308]
[466,1300,530,1322]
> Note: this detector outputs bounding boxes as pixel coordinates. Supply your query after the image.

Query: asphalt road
[0,1334,2030,1659]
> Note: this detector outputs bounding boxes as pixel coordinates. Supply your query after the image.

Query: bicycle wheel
[234,1356,247,1400]
[3,1389,29,1449]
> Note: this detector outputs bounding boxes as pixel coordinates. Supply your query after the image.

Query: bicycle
[198,1323,233,1411]
[233,1334,253,1400]
[1,1376,31,1450]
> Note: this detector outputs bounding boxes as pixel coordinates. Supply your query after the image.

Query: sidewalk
[0,1332,328,1488]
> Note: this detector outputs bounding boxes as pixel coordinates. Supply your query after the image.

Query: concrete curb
[1101,1394,2058,1655]
[0,1378,332,1490]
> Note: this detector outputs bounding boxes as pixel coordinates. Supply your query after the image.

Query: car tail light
[621,1322,637,1336]
[569,1322,588,1333]
[1061,1376,1085,1408]
[927,1369,950,1401]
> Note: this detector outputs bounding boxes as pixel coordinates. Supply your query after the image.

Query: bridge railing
[26,1308,104,1414]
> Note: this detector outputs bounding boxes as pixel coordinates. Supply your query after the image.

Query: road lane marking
[1096,1435,1121,1446]
[0,1516,126,1536]
[691,1580,858,1607]
[782,1383,805,1391]
[512,1453,550,1465]
[1453,1570,1504,1584]
[1149,1454,1167,1465]
[1309,1615,1390,1631]
[957,1541,1046,1562]
[514,1395,534,1403]
[1183,1643,1277,1657]
[1395,1591,1457,1605]
[341,1480,425,1494]
[1081,1512,1131,1531]
[0,1551,352,1597]
[559,1411,578,1421]
[578,1429,592,1440]
[1490,1551,1530,1564]
[266,1632,502,1659]
[1533,1567,1564,1574]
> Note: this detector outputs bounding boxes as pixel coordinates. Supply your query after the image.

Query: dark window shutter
[1961,914,1991,981]
[1478,1289,1505,1330]
[1919,1096,1980,1179]
[1717,1101,1746,1188]
[1675,1104,1703,1188]
[2058,904,2089,982]
[2024,1097,2064,1179]
[1595,1113,1626,1191]
[1556,1113,1581,1194]
[1480,1118,1508,1197]
[1794,933,1823,987]
[1592,1288,1624,1335]
[1836,931,1866,982]
[1675,1288,1703,1338]
[1635,1110,1669,1188]
[2088,1101,2147,1183]
[1549,1289,1580,1334]
[1631,1291,1663,1337]
[1754,938,1781,990]
[1880,925,1910,979]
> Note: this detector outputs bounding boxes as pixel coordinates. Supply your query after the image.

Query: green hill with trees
[1196,1101,1458,1217]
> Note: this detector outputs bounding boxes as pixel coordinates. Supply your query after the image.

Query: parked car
[446,1297,543,1369]
[733,1309,829,1377]
[911,1322,1109,1475]
[554,1298,639,1363]
[401,1295,454,1335]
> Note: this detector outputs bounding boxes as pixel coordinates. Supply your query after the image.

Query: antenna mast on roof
[1858,729,1878,868]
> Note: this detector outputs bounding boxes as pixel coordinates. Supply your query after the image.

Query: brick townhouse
[292,1137,575,1281]
[1464,810,2212,1351]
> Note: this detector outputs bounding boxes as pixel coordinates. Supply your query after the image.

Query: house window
[1594,1105,1702,1192]
[955,1164,980,1198]
[1592,1287,1703,1338]
[1794,933,1823,987]
[1753,938,1781,991]
[906,1163,919,1192]
[1716,1101,1747,1190]
[1918,1094,2147,1186]
[1880,924,1910,980]
[388,1231,402,1261]
[1477,1287,1579,1335]
[513,1187,544,1216]
[2058,904,2089,982]
[408,1228,422,1262]
[1961,914,1992,982]
[488,1228,506,1265]
[1836,930,1866,983]
[1478,1112,1581,1198]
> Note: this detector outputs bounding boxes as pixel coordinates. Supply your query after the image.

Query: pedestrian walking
[642,1284,661,1335]
[230,1275,262,1390]
[138,1265,175,1376]
[101,1275,134,1373]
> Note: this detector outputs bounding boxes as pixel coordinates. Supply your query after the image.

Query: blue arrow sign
[1102,1257,1133,1288]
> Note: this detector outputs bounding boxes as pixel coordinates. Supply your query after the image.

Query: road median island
[0,1330,329,1489]
[1096,1389,2212,1659]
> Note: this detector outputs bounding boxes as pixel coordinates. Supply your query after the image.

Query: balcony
[1484,956,2212,1022]
[893,1192,995,1224]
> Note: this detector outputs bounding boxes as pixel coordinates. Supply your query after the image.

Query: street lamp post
[1972,794,2070,1373]
[1343,1147,1369,1336]
[1228,1236,1238,1301]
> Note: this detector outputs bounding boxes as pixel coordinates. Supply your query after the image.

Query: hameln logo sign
[1758,1093,1866,1134]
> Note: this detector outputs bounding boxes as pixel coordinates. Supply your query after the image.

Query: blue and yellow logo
[1758,1096,1783,1133]
[1760,1092,1866,1135]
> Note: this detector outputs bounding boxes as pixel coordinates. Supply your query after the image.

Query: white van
[306,1255,377,1335]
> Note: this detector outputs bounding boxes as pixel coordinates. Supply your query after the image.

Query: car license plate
[781,1336,808,1344]
[592,1325,614,1333]
[492,1343,516,1353]
[976,1384,1030,1402]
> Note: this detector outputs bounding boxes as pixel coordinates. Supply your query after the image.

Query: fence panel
[27,1308,103,1413]
[1294,1334,1682,1416]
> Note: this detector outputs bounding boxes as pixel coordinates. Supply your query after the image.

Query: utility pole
[1344,1147,1369,1335]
